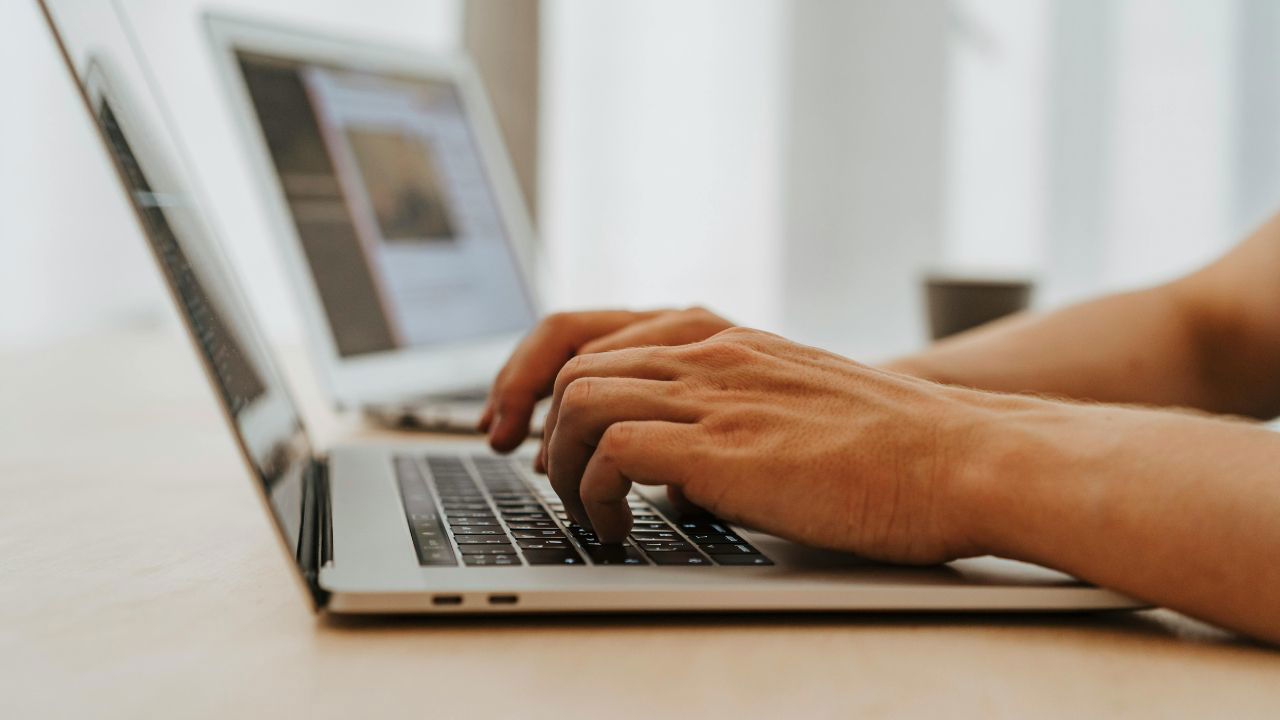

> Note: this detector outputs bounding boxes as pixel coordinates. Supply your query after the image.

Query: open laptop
[41,0,1144,614]
[204,14,542,433]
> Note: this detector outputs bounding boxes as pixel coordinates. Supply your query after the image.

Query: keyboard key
[700,544,759,555]
[583,544,647,565]
[511,529,566,539]
[443,511,496,519]
[689,534,744,545]
[420,549,458,565]
[517,540,569,549]
[677,521,733,534]
[442,503,491,512]
[505,521,558,530]
[649,552,712,566]
[448,516,498,525]
[523,549,586,565]
[630,521,672,529]
[502,512,552,522]
[448,526,505,535]
[453,536,515,546]
[463,554,521,566]
[461,546,519,555]
[638,542,695,552]
[396,457,457,566]
[496,505,545,515]
[713,554,773,566]
[629,530,679,541]
[488,489,527,497]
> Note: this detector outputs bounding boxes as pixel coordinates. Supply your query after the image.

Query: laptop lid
[39,0,328,608]
[204,15,539,408]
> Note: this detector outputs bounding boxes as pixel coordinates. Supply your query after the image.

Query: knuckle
[561,353,591,378]
[554,355,592,395]
[543,311,576,332]
[684,337,755,366]
[596,422,632,461]
[676,341,718,362]
[561,377,595,412]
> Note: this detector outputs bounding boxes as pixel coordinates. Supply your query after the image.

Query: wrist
[944,391,1083,560]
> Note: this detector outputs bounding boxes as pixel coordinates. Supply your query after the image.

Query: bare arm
[888,212,1280,418]
[971,395,1280,643]
[536,330,1280,643]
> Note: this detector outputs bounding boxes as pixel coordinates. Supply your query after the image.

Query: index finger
[484,310,661,452]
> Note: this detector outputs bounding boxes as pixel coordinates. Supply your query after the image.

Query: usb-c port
[432,594,463,606]
[488,594,518,605]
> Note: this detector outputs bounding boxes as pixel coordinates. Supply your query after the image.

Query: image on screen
[235,52,535,358]
[345,127,457,243]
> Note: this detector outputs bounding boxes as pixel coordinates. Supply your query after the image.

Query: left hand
[542,327,1003,564]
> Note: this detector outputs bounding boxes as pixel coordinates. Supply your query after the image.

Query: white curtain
[543,0,1280,359]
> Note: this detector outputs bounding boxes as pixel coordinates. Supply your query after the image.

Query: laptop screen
[233,51,536,358]
[40,1,316,579]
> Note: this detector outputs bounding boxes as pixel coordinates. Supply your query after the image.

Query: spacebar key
[522,549,586,565]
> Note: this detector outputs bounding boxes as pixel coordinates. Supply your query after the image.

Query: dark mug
[924,270,1033,341]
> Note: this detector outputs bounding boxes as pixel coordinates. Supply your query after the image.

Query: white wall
[780,0,949,358]
[951,0,1277,309]
[540,0,788,329]
[0,0,164,349]
[944,0,1050,273]
[1105,0,1238,289]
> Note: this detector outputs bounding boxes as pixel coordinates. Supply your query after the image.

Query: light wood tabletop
[3,329,1279,719]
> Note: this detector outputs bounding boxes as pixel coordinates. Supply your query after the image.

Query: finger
[535,313,703,464]
[487,310,661,452]
[578,421,701,541]
[666,486,707,518]
[546,378,698,526]
[578,309,727,355]
[541,348,681,465]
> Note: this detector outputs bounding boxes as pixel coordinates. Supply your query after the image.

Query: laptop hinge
[297,456,333,608]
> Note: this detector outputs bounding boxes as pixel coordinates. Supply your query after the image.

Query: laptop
[204,14,543,433]
[41,0,1143,614]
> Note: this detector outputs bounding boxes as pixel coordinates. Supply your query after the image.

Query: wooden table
[3,330,1279,718]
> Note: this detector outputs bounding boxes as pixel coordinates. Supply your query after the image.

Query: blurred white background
[5,0,1280,361]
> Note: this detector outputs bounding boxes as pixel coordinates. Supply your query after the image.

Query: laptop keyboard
[395,454,772,568]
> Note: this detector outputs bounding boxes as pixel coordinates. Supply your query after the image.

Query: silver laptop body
[41,0,1142,615]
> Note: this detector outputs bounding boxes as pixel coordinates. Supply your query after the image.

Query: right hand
[479,307,733,464]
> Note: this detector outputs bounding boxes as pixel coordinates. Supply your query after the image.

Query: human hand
[541,327,1003,564]
[480,307,733,461]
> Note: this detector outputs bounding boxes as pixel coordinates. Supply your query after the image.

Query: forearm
[964,397,1280,643]
[888,214,1280,418]
[886,285,1211,408]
